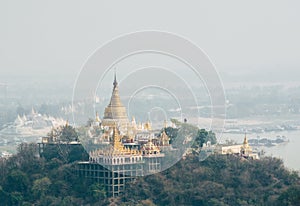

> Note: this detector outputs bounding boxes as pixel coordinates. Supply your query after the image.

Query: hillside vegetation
[119,154,300,206]
[0,132,299,205]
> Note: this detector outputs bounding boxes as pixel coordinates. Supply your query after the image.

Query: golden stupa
[101,72,129,132]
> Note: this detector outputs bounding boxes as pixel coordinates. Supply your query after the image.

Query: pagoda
[101,72,130,133]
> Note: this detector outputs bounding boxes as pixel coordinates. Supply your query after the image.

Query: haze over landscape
[1,1,300,205]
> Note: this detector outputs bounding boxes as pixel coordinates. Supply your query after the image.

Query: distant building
[215,134,259,160]
[0,151,12,159]
[0,109,66,148]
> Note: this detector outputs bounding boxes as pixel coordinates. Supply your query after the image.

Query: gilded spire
[108,69,123,107]
[105,125,140,155]
[95,111,101,122]
[241,132,252,155]
[161,130,170,146]
[112,126,122,150]
[243,133,248,145]
[113,68,118,89]
[102,71,128,121]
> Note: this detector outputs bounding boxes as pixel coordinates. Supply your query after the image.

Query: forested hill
[0,143,300,205]
[117,154,300,206]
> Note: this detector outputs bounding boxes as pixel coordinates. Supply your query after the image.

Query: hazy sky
[1,1,300,83]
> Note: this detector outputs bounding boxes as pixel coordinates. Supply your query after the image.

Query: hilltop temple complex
[202,134,259,160]
[39,72,260,197]
[76,73,172,197]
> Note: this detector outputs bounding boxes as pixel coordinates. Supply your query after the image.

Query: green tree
[88,183,107,202]
[60,125,79,142]
[48,124,79,143]
[276,186,300,205]
[42,144,88,163]
[32,177,51,198]
[16,143,43,174]
[164,127,179,144]
[192,129,216,149]
[170,118,182,127]
[4,170,29,193]
[10,191,23,205]
[0,185,9,205]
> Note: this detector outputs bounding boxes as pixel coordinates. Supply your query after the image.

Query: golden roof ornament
[142,139,160,155]
[90,124,140,156]
[144,120,152,131]
[161,130,170,146]
[95,111,101,122]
